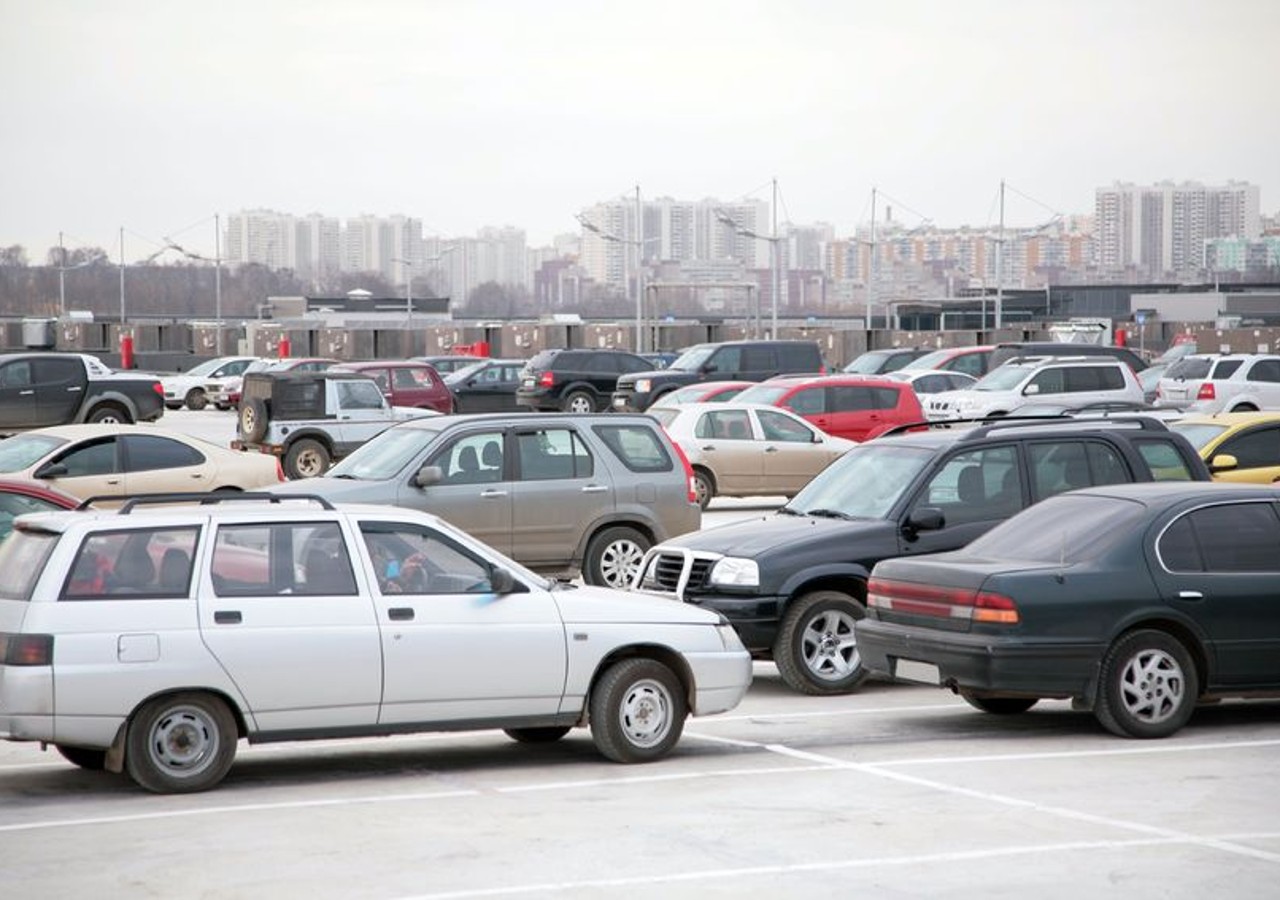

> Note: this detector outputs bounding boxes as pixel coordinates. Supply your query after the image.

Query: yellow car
[1170,412,1280,483]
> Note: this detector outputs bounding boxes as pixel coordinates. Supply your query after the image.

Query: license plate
[522,378,534,388]
[894,658,941,685]
[612,396,625,408]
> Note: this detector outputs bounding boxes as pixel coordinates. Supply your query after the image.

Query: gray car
[268,412,701,588]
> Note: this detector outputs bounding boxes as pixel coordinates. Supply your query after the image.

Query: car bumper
[636,589,786,653]
[611,389,653,412]
[684,649,753,716]
[856,618,1104,698]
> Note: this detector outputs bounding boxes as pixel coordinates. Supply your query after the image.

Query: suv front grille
[637,549,718,599]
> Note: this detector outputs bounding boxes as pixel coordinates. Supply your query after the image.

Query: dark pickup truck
[0,352,165,435]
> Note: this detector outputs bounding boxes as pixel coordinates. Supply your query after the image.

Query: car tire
[960,692,1039,715]
[284,438,331,479]
[125,692,238,793]
[504,726,572,744]
[239,398,269,442]
[56,744,107,770]
[583,525,650,589]
[589,658,686,763]
[562,390,596,414]
[185,388,208,411]
[1095,629,1198,739]
[693,468,715,510]
[86,403,131,425]
[773,589,869,695]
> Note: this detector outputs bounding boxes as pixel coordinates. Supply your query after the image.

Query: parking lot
[3,409,1278,897]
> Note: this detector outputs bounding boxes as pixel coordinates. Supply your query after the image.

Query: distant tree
[0,245,27,267]
[466,281,516,318]
[44,245,110,267]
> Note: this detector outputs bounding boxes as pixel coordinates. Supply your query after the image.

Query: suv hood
[661,513,893,558]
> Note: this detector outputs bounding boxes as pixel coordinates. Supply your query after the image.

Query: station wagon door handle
[1178,590,1204,600]
[700,444,717,451]
[764,446,779,453]
[388,607,415,621]
[581,485,609,494]
[480,489,508,498]
[214,610,243,624]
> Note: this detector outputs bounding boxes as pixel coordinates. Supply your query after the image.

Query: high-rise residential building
[295,213,342,285]
[224,209,298,271]
[1094,181,1261,278]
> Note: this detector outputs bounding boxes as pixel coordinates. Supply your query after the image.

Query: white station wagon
[0,494,751,793]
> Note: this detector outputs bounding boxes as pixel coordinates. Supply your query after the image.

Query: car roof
[1173,411,1280,427]
[1071,480,1279,505]
[9,423,200,441]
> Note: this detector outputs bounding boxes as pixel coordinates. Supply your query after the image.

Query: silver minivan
[269,412,701,588]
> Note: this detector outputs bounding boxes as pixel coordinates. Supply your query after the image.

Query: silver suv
[269,412,701,588]
[0,493,749,792]
[925,356,1144,421]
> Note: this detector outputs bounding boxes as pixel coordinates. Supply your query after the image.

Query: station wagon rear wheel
[125,692,237,793]
[584,526,650,588]
[774,590,869,695]
[285,438,331,479]
[589,658,686,763]
[1095,630,1198,739]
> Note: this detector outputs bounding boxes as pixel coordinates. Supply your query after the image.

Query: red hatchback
[0,478,80,540]
[334,360,454,414]
[734,374,923,441]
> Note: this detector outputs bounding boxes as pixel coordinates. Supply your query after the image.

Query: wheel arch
[78,391,139,423]
[777,566,870,615]
[281,429,337,455]
[107,685,249,773]
[587,644,696,719]
[574,515,659,566]
[1103,616,1210,701]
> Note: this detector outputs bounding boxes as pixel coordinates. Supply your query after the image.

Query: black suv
[612,340,825,412]
[516,349,652,413]
[632,416,1211,695]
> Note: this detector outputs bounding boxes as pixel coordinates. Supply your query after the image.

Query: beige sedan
[0,424,282,501]
[648,402,856,509]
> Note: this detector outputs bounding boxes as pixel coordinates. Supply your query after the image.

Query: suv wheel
[589,658,686,763]
[285,438,332,479]
[125,692,238,793]
[1095,629,1198,738]
[563,390,595,414]
[584,526,650,588]
[185,388,208,411]
[773,590,869,695]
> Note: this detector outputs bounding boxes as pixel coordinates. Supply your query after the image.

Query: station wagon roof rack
[76,492,338,514]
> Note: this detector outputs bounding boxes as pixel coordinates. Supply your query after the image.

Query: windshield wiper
[806,508,855,520]
[776,505,803,516]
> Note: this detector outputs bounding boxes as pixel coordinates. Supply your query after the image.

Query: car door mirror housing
[489,566,516,594]
[1209,453,1238,472]
[34,462,68,479]
[904,507,945,533]
[414,464,443,487]
[1024,384,1041,395]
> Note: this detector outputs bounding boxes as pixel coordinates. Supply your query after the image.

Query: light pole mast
[771,177,779,340]
[58,231,66,316]
[119,227,125,325]
[869,187,877,331]
[214,213,223,353]
[996,180,1004,330]
[634,185,644,353]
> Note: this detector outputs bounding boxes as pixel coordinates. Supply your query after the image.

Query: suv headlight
[635,378,652,392]
[708,557,759,588]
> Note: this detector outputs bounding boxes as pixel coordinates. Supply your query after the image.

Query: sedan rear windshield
[0,529,58,600]
[962,494,1147,563]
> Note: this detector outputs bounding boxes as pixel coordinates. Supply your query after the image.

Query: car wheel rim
[695,476,711,507]
[146,705,220,778]
[295,450,324,477]
[617,678,673,748]
[99,414,121,424]
[599,538,644,588]
[242,409,255,433]
[569,397,592,413]
[800,609,860,681]
[1118,648,1185,725]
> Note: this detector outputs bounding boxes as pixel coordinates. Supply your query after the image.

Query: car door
[32,356,88,426]
[824,385,882,441]
[355,520,567,724]
[0,358,38,429]
[756,408,833,495]
[899,444,1025,556]
[1243,358,1280,407]
[198,519,383,731]
[693,408,761,494]
[407,428,514,556]
[331,378,396,450]
[1153,501,1280,687]
[1209,424,1280,483]
[509,425,601,568]
[120,434,215,494]
[40,436,125,498]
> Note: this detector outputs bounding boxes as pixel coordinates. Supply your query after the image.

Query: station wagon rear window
[0,529,57,601]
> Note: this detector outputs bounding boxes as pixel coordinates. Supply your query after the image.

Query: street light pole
[771,177,779,340]
[58,232,66,316]
[391,257,414,326]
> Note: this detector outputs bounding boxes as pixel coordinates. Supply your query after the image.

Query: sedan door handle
[1178,590,1204,600]
[764,446,779,453]
[214,610,242,624]
[581,485,609,494]
[388,607,415,621]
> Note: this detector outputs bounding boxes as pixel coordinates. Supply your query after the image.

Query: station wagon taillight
[1197,383,1216,400]
[539,371,556,388]
[867,578,1019,625]
[0,632,54,666]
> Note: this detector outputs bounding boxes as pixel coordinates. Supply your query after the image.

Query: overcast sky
[3,0,1277,263]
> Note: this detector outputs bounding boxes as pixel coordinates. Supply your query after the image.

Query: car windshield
[1169,422,1229,451]
[785,443,935,519]
[909,349,954,369]
[962,494,1147,563]
[973,364,1034,391]
[325,423,445,480]
[445,361,487,384]
[843,353,891,374]
[184,358,233,377]
[735,384,789,405]
[0,434,68,472]
[667,345,715,372]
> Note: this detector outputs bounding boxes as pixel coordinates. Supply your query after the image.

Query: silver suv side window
[62,527,200,600]
[516,428,593,480]
[432,431,505,484]
[592,424,674,473]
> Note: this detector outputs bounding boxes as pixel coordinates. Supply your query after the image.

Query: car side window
[1029,441,1129,500]
[1170,503,1280,572]
[516,428,593,480]
[788,386,826,414]
[951,354,985,378]
[393,367,432,388]
[1247,359,1280,383]
[1211,360,1243,379]
[700,409,752,440]
[872,387,905,410]
[211,521,356,596]
[1027,368,1065,394]
[0,360,34,388]
[55,438,119,476]
[337,379,386,410]
[1218,427,1280,469]
[1134,439,1195,481]
[740,347,775,371]
[706,347,740,373]
[758,409,814,443]
[62,527,200,600]
[432,431,505,484]
[360,522,498,595]
[916,446,1022,525]
[592,424,674,473]
[121,435,205,471]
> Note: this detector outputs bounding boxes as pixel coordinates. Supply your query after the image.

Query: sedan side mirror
[1209,453,1238,473]
[414,464,444,488]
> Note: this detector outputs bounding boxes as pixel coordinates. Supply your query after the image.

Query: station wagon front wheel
[590,658,687,763]
[125,692,238,793]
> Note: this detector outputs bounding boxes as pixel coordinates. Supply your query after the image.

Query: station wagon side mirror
[902,507,945,537]
[414,464,444,488]
[489,566,516,594]
[1209,453,1238,473]
[34,462,68,479]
